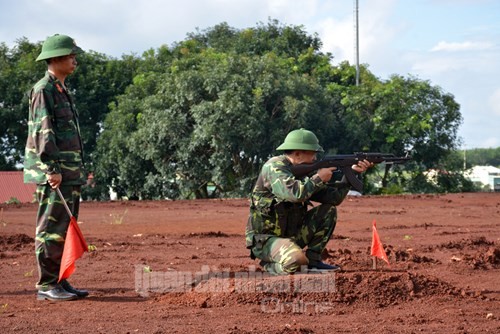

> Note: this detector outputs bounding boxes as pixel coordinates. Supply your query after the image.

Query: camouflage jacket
[245,155,349,248]
[24,72,85,185]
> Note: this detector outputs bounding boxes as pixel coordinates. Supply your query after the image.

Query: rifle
[290,152,411,192]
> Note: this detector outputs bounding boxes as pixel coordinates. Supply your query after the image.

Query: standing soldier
[24,34,89,301]
[246,128,372,275]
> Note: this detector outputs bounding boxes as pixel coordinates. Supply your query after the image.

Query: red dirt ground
[1,193,499,333]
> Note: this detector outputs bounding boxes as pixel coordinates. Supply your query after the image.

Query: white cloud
[266,0,320,20]
[479,137,499,148]
[489,88,500,115]
[313,0,401,67]
[412,56,470,75]
[430,40,494,52]
[313,17,353,63]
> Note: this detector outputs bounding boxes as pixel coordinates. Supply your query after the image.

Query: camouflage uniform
[246,155,349,275]
[24,71,86,290]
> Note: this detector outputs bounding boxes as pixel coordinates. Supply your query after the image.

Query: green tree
[129,51,334,198]
[338,72,462,192]
[97,20,336,199]
[465,147,500,167]
[70,51,141,159]
[93,71,159,200]
[4,21,466,198]
[0,38,44,169]
[187,20,323,58]
[95,20,465,198]
[69,51,141,200]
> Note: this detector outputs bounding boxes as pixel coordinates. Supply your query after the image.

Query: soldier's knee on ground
[281,250,308,273]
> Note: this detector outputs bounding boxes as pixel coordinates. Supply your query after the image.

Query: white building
[464,166,500,192]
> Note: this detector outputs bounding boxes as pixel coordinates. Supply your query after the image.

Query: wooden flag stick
[56,188,73,217]
[372,257,377,270]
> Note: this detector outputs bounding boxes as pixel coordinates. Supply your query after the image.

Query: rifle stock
[290,152,411,192]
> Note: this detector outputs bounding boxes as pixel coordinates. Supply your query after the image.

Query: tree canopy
[0,20,471,198]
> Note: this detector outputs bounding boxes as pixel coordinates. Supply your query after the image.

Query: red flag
[58,216,88,282]
[371,220,390,266]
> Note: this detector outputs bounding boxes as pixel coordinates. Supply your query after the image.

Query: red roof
[0,171,37,203]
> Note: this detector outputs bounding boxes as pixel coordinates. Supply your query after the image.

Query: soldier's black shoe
[60,280,89,298]
[308,261,341,272]
[37,286,78,301]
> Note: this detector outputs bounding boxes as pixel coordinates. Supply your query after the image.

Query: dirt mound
[334,271,463,306]
[0,233,33,251]
[438,236,494,250]
[450,246,500,270]
[323,246,440,270]
[152,270,467,309]
[386,246,440,264]
[183,231,232,238]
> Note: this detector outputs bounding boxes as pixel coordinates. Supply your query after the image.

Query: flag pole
[56,188,73,217]
[371,220,390,269]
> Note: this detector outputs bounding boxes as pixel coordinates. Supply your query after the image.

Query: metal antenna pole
[354,0,360,86]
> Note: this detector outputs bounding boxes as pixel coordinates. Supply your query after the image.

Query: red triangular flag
[371,220,390,266]
[58,216,88,282]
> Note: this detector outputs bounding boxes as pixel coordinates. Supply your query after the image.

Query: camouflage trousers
[251,204,337,275]
[34,184,81,290]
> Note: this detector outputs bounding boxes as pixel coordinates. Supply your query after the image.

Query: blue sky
[1,0,499,149]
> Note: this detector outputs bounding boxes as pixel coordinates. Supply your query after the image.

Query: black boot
[60,280,89,298]
[37,285,77,301]
[308,261,341,272]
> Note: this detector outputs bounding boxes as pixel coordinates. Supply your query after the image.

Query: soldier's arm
[30,89,61,175]
[310,185,349,205]
[267,162,325,203]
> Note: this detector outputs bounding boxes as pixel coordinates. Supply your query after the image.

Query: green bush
[5,197,20,205]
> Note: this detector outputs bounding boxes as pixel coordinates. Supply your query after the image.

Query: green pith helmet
[36,34,84,62]
[276,128,324,152]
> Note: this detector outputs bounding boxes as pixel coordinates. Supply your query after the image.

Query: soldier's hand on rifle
[316,167,337,182]
[352,159,373,173]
